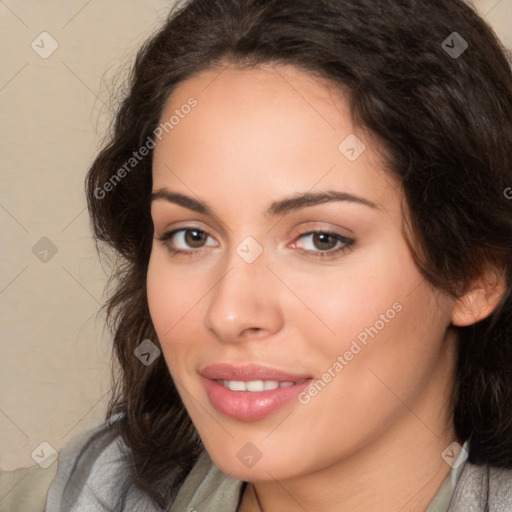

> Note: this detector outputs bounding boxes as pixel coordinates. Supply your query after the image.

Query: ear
[451,265,507,327]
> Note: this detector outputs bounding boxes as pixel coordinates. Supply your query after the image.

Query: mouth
[216,378,309,392]
[199,363,313,421]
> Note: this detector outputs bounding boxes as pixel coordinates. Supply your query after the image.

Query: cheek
[146,250,199,361]
[147,251,173,335]
[322,272,449,413]
[147,247,205,330]
[146,247,223,384]
[297,237,449,385]
[282,240,411,355]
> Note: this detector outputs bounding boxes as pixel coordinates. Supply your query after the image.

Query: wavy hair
[85,0,512,507]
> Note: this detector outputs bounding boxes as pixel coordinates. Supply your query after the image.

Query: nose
[203,247,284,344]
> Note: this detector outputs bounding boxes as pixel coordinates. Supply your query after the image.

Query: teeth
[220,380,300,392]
[227,380,247,391]
[263,380,280,390]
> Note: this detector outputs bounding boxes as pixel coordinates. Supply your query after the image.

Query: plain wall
[0,0,510,477]
[0,0,176,473]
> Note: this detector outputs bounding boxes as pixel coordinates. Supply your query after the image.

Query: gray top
[45,423,512,512]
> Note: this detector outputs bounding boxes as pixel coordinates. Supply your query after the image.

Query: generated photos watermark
[94,97,198,200]
[298,301,403,405]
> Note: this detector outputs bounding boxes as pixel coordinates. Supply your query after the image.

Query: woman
[45,0,512,510]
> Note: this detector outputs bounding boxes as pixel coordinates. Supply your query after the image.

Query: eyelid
[288,221,353,245]
[155,220,216,239]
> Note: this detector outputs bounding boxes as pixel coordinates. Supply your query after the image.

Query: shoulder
[450,461,512,511]
[45,421,165,512]
[44,420,242,512]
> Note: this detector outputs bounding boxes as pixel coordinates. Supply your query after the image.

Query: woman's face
[147,63,457,481]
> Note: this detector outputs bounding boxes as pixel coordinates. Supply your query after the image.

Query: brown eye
[184,229,208,248]
[291,230,355,260]
[312,232,338,251]
[157,228,217,254]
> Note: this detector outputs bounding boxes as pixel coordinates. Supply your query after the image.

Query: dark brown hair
[85,0,512,507]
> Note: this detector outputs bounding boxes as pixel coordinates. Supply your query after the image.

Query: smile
[218,378,308,392]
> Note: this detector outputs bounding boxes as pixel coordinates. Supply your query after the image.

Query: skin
[147,63,502,512]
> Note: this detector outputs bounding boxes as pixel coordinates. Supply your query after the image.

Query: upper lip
[200,363,312,382]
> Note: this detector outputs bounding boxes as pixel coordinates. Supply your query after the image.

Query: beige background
[0,0,176,476]
[0,0,510,487]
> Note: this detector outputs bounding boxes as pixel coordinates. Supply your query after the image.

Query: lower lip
[201,376,313,421]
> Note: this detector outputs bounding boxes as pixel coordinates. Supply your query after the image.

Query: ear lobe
[451,266,506,327]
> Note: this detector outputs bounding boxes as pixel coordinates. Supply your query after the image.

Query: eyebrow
[150,189,379,216]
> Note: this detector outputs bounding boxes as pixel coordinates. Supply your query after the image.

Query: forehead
[161,63,349,144]
[152,63,400,216]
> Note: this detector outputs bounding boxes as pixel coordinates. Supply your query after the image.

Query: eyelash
[156,228,355,260]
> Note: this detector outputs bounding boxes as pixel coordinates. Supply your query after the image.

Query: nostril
[240,326,265,339]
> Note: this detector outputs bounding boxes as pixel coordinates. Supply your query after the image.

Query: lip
[199,363,312,382]
[199,363,313,421]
